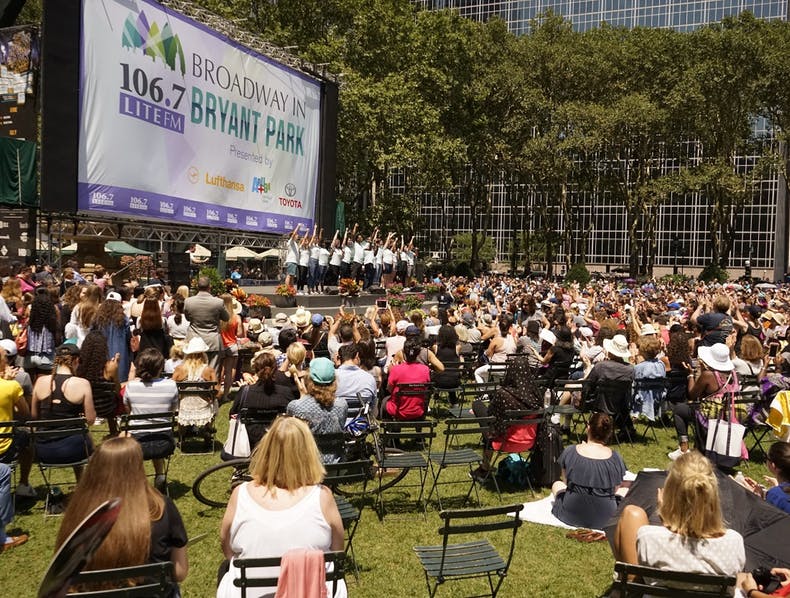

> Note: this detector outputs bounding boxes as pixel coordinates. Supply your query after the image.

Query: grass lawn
[1,403,772,598]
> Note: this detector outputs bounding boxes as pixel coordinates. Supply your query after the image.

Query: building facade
[409,0,789,279]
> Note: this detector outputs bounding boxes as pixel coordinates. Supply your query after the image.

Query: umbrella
[604,469,790,570]
[225,246,259,260]
[257,248,280,259]
[104,240,152,258]
[757,283,778,290]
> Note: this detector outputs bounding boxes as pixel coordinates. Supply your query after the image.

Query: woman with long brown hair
[134,298,172,359]
[76,330,121,437]
[92,292,132,382]
[218,294,243,403]
[24,288,60,378]
[67,284,102,347]
[54,436,188,591]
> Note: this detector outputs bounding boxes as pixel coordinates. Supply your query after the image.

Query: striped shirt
[124,378,178,433]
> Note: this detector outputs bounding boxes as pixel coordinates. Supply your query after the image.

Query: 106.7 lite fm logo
[119,11,187,134]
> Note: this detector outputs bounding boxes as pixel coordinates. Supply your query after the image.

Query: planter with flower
[424,283,441,299]
[387,284,404,296]
[273,284,297,307]
[245,293,271,319]
[338,278,362,308]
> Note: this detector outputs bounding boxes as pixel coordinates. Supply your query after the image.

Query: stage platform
[239,284,434,318]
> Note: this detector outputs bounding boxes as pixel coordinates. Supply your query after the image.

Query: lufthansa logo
[188,167,200,184]
[284,183,296,197]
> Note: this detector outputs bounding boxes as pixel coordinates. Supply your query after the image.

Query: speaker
[168,252,191,289]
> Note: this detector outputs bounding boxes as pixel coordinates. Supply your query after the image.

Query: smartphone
[769,343,779,357]
[376,298,388,310]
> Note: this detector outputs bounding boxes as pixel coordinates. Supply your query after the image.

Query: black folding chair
[611,561,736,597]
[176,381,217,454]
[427,417,492,510]
[488,409,544,498]
[67,561,175,597]
[455,382,500,419]
[632,377,667,442]
[375,419,437,519]
[413,503,524,598]
[732,389,772,458]
[29,417,91,515]
[232,551,345,598]
[431,361,465,417]
[547,378,587,441]
[119,411,177,494]
[586,379,636,444]
[323,459,372,579]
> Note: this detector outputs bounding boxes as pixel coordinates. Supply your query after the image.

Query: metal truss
[41,212,283,250]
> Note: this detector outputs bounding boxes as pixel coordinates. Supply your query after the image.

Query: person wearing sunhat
[583,334,635,441]
[172,337,219,445]
[286,357,348,463]
[670,342,741,461]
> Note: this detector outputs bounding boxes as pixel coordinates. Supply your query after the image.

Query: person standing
[283,223,302,288]
[183,277,229,371]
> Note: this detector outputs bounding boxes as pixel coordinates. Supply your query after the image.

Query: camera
[376,298,388,310]
[752,567,782,594]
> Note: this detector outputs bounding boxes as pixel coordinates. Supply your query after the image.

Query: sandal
[579,531,606,543]
[566,528,592,540]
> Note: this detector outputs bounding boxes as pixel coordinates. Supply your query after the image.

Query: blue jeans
[0,463,12,545]
[307,258,319,288]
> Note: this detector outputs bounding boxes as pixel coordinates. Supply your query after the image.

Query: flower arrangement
[338,278,362,296]
[387,293,425,311]
[275,283,297,297]
[387,284,404,296]
[224,278,236,290]
[245,294,271,307]
[231,287,248,302]
[424,283,442,296]
[453,285,468,301]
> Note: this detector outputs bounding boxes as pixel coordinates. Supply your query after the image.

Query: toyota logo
[284,183,296,197]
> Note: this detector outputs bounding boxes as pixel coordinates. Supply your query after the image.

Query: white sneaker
[15,483,37,498]
[667,447,687,461]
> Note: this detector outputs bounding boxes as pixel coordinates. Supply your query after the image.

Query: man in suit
[183,277,229,370]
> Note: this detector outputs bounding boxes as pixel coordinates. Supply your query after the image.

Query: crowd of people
[2,258,790,595]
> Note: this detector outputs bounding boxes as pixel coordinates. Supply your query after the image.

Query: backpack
[496,454,531,489]
[530,420,563,488]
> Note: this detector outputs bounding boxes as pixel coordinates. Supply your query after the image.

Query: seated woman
[632,336,666,421]
[384,337,431,421]
[124,348,179,493]
[740,441,790,515]
[31,342,95,472]
[672,342,740,461]
[286,357,347,463]
[612,451,745,585]
[54,436,188,594]
[172,337,218,442]
[431,325,462,404]
[551,413,627,530]
[217,416,346,598]
[470,355,543,482]
[228,352,294,454]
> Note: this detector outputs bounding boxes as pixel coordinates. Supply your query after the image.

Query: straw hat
[640,323,658,336]
[247,318,265,335]
[539,329,556,346]
[231,298,242,314]
[603,335,631,360]
[290,308,312,328]
[698,343,734,372]
[183,337,210,355]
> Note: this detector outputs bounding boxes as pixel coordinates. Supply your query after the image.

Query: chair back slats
[380,420,437,443]
[444,417,494,437]
[323,459,371,487]
[233,551,345,594]
[67,561,174,597]
[30,417,89,440]
[119,411,177,434]
[441,519,523,536]
[613,562,736,598]
[439,503,524,520]
[91,380,119,419]
[0,420,16,441]
[501,409,544,428]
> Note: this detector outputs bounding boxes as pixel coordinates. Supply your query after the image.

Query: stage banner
[0,136,36,206]
[78,0,321,234]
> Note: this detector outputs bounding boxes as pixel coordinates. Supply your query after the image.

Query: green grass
[1,405,772,598]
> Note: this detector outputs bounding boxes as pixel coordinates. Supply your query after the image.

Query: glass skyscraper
[409,0,789,278]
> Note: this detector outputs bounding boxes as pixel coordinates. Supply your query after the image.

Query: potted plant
[273,283,297,307]
[338,278,362,307]
[424,282,441,299]
[245,293,271,319]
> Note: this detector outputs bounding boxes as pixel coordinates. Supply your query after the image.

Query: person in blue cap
[286,357,348,463]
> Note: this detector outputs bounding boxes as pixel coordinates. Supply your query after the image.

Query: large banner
[78,0,321,233]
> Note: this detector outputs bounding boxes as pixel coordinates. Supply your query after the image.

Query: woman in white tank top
[217,417,346,598]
